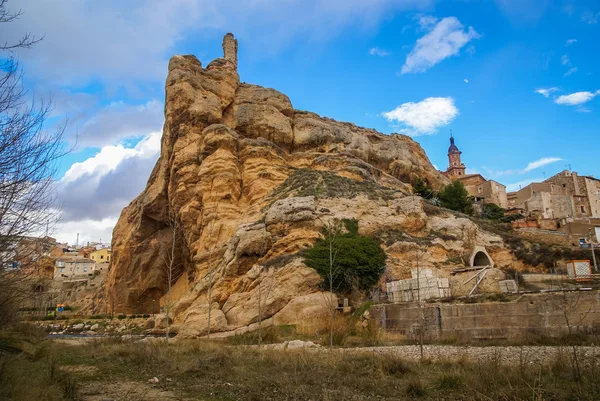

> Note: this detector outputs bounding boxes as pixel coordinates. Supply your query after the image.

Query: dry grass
[3,323,600,400]
[43,339,600,400]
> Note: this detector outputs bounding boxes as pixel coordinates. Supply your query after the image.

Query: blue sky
[5,0,600,244]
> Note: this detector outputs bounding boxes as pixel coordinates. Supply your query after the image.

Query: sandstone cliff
[106,34,517,338]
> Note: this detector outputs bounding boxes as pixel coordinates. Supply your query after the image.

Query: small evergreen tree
[481,203,505,220]
[412,178,435,199]
[438,180,473,214]
[303,219,386,294]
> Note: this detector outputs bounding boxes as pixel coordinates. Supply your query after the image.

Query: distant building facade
[507,170,600,220]
[441,135,508,208]
[507,182,574,219]
[544,170,600,218]
[54,256,96,280]
[90,248,111,263]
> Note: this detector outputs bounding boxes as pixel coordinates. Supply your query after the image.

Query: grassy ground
[2,324,600,400]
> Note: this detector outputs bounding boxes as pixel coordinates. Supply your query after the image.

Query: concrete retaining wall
[371,291,600,340]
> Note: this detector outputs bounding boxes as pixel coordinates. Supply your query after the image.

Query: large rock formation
[105,34,518,337]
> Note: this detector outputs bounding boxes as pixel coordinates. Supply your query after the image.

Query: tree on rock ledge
[303,219,386,295]
[438,180,473,215]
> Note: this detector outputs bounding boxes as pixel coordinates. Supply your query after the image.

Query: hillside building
[442,135,508,208]
[544,170,600,218]
[90,248,111,263]
[54,256,96,280]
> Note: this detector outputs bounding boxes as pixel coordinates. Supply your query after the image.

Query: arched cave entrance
[468,246,495,268]
[473,251,491,267]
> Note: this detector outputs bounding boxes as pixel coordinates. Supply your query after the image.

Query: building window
[562,184,566,188]
[60,268,64,273]
[581,206,586,214]
[100,255,104,259]
[57,261,64,267]
[84,267,88,272]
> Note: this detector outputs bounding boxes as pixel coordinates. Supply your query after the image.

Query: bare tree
[317,218,343,347]
[256,265,274,347]
[0,1,67,326]
[205,202,217,339]
[551,287,593,382]
[163,211,183,342]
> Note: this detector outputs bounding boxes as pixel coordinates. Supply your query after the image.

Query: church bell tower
[445,133,466,178]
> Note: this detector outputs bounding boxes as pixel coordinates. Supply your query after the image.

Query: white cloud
[565,39,577,46]
[564,67,578,77]
[54,217,119,246]
[535,87,559,97]
[369,47,390,56]
[581,11,600,24]
[5,0,435,89]
[555,90,600,106]
[58,132,161,225]
[418,15,438,30]
[75,100,164,148]
[481,157,562,179]
[382,97,458,136]
[401,17,480,74]
[561,54,570,65]
[522,157,563,173]
[464,78,469,83]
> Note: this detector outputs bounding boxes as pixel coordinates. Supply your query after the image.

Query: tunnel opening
[473,251,491,267]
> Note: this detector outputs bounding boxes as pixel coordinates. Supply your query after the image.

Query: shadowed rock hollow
[105,34,516,338]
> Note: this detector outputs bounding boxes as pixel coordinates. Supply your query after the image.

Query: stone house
[441,135,508,208]
[507,182,575,219]
[54,256,96,280]
[90,248,111,263]
[544,170,600,218]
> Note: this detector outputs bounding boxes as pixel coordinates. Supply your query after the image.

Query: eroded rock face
[105,34,519,337]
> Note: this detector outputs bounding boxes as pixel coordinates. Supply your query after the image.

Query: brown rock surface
[105,34,526,337]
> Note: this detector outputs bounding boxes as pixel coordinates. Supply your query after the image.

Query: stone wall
[584,177,600,218]
[371,291,600,340]
[515,228,579,247]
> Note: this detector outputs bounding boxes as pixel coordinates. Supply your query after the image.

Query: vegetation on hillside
[303,219,386,294]
[412,178,435,199]
[438,180,473,214]
[270,168,400,202]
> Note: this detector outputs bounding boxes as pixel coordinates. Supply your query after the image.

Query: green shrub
[481,203,505,220]
[412,178,435,199]
[303,219,386,294]
[142,314,150,319]
[117,314,126,320]
[438,181,473,214]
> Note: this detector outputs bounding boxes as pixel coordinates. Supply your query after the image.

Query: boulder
[265,196,316,226]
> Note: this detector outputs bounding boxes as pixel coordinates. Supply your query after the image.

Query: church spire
[445,132,466,178]
[448,131,460,154]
